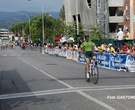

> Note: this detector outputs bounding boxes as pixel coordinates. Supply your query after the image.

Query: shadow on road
[0,69,61,110]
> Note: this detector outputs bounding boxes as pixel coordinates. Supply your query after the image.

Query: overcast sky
[0,0,64,12]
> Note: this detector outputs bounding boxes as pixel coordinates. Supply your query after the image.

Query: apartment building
[109,0,135,39]
[64,0,135,39]
[0,28,11,39]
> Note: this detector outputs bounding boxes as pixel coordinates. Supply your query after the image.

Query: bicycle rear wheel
[92,65,99,84]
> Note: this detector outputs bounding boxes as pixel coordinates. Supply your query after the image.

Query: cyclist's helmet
[84,34,90,40]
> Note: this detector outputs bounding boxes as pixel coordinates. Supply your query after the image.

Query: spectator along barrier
[45,48,135,72]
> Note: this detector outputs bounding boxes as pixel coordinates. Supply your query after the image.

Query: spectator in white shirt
[116,28,124,49]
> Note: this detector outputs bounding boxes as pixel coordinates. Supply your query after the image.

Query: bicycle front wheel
[92,65,99,84]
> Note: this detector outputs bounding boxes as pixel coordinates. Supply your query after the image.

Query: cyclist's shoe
[86,73,90,78]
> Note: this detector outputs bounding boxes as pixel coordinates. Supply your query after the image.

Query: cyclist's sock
[86,73,90,78]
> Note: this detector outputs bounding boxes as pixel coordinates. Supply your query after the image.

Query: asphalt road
[0,46,135,110]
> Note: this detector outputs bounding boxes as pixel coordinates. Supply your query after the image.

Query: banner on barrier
[110,54,127,71]
[78,52,135,72]
[125,55,135,72]
[96,53,110,68]
[77,52,86,64]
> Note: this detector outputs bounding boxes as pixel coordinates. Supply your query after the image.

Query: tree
[59,5,65,21]
[88,25,104,40]
[30,16,43,43]
[10,12,68,44]
[63,21,76,38]
[10,22,24,39]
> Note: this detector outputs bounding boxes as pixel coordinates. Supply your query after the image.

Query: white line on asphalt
[8,55,116,110]
[30,64,39,69]
[78,91,116,110]
[36,67,39,70]
[8,50,16,56]
[10,54,15,56]
[1,85,135,100]
[39,69,73,88]
[31,65,34,67]
[3,55,7,56]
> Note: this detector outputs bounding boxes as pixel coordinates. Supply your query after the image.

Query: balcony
[109,0,125,7]
[109,16,124,23]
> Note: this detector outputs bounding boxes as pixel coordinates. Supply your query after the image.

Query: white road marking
[10,54,15,56]
[1,85,135,100]
[3,54,16,56]
[39,69,73,88]
[35,67,39,70]
[8,49,16,56]
[30,64,39,69]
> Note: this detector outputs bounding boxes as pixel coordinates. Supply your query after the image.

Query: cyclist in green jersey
[80,34,96,79]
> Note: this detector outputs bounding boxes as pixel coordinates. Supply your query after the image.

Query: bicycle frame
[89,59,95,74]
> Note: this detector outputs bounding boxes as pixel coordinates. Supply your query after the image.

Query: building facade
[131,0,135,39]
[64,0,135,39]
[108,0,128,37]
[0,28,11,39]
[64,0,97,33]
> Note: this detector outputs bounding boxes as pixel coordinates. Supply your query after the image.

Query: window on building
[73,15,76,22]
[73,14,81,23]
[87,0,91,8]
[98,0,101,7]
[78,14,81,23]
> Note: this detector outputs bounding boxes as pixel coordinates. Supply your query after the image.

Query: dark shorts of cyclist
[85,52,97,62]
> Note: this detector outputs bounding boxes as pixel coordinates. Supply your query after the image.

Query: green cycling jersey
[81,40,94,52]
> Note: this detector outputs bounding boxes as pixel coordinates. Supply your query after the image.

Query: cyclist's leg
[84,52,90,78]
[89,52,94,67]
[92,55,96,60]
[92,55,97,65]
[85,57,90,73]
[85,52,91,78]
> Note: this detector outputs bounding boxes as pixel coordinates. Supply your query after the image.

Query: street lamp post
[76,0,79,36]
[28,0,45,44]
[17,12,31,43]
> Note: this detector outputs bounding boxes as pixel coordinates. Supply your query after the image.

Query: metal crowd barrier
[44,47,135,72]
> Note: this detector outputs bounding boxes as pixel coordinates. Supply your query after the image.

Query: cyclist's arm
[80,43,85,57]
